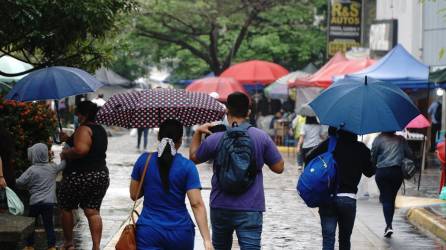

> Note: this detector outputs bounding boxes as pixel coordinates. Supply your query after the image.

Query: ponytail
[157,119,184,192]
[158,144,174,192]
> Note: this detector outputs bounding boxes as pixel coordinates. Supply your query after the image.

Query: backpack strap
[327,136,337,153]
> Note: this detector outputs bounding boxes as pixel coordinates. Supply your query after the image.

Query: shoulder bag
[115,153,152,250]
[401,158,416,180]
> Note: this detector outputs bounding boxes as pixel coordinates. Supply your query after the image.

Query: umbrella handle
[54,100,63,132]
[54,100,63,146]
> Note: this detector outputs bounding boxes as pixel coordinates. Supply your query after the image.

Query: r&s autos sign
[327,0,362,56]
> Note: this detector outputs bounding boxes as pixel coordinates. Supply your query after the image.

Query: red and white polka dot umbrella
[96,89,226,128]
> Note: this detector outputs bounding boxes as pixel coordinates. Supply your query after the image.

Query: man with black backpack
[190,92,284,250]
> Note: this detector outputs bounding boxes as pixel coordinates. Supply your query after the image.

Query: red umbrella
[291,58,375,89]
[220,60,288,85]
[406,114,431,128]
[186,77,247,102]
[289,52,347,88]
[96,89,225,128]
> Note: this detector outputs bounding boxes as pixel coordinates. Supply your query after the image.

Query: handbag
[401,158,416,180]
[115,153,152,250]
[5,187,24,215]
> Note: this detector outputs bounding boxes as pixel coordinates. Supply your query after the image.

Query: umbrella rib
[372,86,417,129]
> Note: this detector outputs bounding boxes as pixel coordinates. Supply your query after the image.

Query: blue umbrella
[6,66,103,133]
[6,66,103,101]
[309,77,420,135]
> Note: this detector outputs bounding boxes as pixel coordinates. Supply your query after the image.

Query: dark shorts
[58,169,109,210]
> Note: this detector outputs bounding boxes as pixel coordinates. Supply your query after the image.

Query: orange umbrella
[186,77,247,102]
[220,60,288,85]
[292,58,375,89]
[288,52,347,88]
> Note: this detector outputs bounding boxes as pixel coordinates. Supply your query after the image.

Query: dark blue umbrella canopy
[6,66,103,101]
[309,77,420,135]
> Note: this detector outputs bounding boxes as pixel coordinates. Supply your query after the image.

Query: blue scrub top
[131,152,202,229]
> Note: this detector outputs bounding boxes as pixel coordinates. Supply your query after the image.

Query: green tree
[0,0,135,77]
[120,0,326,81]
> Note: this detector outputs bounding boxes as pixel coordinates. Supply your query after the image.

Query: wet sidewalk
[62,133,446,249]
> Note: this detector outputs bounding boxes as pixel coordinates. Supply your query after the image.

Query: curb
[407,207,446,241]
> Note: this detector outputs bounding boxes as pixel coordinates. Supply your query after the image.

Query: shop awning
[346,44,430,89]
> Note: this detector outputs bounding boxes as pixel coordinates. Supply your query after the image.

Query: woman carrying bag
[371,132,413,238]
[129,119,212,250]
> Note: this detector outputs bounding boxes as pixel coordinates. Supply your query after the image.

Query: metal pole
[54,100,63,132]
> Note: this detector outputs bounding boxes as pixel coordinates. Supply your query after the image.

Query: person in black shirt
[58,101,109,250]
[306,127,375,250]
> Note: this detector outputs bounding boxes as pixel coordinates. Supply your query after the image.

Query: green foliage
[110,0,327,81]
[0,0,135,76]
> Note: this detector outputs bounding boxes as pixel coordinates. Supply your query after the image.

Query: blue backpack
[297,136,337,208]
[215,122,257,194]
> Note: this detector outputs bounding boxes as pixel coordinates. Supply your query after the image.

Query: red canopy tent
[288,52,347,88]
[290,57,375,89]
[220,60,288,85]
[186,77,247,102]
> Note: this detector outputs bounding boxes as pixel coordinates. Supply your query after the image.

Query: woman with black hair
[297,116,325,166]
[130,119,212,250]
[306,128,375,250]
[372,131,413,238]
[58,101,109,250]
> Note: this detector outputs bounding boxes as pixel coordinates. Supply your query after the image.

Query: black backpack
[215,122,257,194]
[435,102,442,122]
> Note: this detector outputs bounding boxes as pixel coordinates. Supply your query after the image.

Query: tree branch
[222,10,259,70]
[0,65,44,77]
[136,27,212,66]
[209,22,220,74]
[157,18,209,49]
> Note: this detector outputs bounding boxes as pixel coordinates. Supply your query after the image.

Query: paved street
[66,132,446,249]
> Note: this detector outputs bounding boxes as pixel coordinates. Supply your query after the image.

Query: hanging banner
[327,0,363,57]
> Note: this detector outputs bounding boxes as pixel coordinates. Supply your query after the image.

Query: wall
[376,0,422,59]
[422,1,446,67]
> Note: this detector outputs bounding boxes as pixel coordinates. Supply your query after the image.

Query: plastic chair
[436,141,446,193]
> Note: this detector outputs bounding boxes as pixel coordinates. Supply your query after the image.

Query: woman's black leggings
[375,166,403,228]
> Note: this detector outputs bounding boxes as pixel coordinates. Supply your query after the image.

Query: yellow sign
[328,0,362,56]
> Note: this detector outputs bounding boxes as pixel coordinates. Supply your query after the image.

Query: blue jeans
[210,208,262,250]
[319,196,356,250]
[26,203,56,247]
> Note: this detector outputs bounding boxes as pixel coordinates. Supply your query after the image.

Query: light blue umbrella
[6,66,103,101]
[309,77,420,135]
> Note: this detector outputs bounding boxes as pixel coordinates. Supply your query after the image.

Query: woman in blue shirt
[130,119,212,250]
